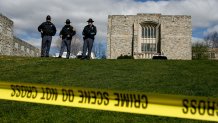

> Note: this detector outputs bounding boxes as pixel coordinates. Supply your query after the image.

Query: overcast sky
[0,0,218,48]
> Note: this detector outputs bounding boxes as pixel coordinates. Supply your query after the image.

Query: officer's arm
[83,26,90,36]
[82,27,86,36]
[52,24,57,35]
[94,26,97,35]
[90,26,97,36]
[71,27,76,36]
[71,30,76,36]
[38,23,43,32]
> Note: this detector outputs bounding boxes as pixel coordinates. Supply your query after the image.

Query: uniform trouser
[59,39,71,58]
[82,38,94,58]
[41,36,52,57]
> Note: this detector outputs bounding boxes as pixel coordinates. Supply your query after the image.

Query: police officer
[81,18,97,60]
[38,15,56,57]
[59,19,76,59]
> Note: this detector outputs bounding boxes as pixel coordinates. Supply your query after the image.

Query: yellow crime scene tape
[0,81,217,122]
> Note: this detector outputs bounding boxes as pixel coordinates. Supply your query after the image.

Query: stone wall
[0,14,13,55]
[107,15,135,58]
[107,13,192,60]
[0,14,40,57]
[13,37,40,57]
[161,15,192,60]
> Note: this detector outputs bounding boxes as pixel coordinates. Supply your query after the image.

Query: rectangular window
[150,28,153,38]
[141,43,146,52]
[141,43,156,52]
[141,26,156,38]
[151,28,156,38]
[142,27,144,38]
[21,46,24,51]
[15,43,19,49]
[142,27,148,38]
[31,50,34,55]
[147,28,150,38]
[6,28,12,36]
[141,24,158,53]
[26,48,30,53]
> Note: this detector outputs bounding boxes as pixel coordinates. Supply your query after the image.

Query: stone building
[0,14,40,57]
[208,48,218,60]
[107,13,192,60]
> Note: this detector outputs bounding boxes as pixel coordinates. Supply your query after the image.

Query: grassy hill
[0,56,217,123]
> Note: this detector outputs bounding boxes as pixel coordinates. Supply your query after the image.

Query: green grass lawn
[0,56,217,123]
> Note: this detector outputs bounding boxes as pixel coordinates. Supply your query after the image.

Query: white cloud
[1,0,218,48]
[24,38,41,48]
[203,25,218,36]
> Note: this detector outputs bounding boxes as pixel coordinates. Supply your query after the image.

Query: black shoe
[58,56,62,58]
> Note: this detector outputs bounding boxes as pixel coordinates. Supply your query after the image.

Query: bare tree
[93,41,106,58]
[192,42,208,60]
[53,38,62,49]
[71,34,83,55]
[204,31,218,49]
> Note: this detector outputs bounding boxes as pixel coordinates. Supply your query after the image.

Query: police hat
[46,15,51,20]
[87,18,94,23]
[65,19,71,24]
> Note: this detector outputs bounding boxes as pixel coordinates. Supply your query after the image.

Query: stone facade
[13,37,40,57]
[107,13,192,60]
[0,14,13,56]
[0,14,40,57]
[208,48,218,60]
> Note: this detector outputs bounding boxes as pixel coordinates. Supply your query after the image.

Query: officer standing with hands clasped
[38,15,56,57]
[81,18,97,60]
[58,19,76,59]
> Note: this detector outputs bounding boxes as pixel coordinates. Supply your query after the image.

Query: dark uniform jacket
[82,25,97,40]
[38,21,56,37]
[60,25,76,40]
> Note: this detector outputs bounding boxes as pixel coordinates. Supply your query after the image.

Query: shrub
[117,55,134,59]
